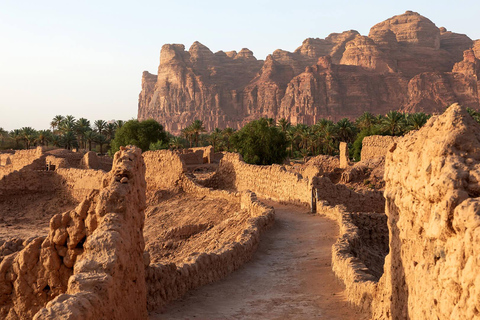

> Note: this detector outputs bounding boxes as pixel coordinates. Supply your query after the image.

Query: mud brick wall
[360,135,399,161]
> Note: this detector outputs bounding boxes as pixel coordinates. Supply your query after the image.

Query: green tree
[61,131,77,150]
[94,134,108,154]
[94,120,107,135]
[84,130,96,151]
[356,112,376,131]
[406,112,430,131]
[230,118,288,165]
[169,136,184,150]
[335,118,357,143]
[37,130,53,146]
[20,127,37,149]
[75,118,91,149]
[208,128,223,152]
[110,119,167,154]
[50,115,65,134]
[190,120,205,147]
[277,118,291,133]
[222,127,235,151]
[380,111,407,136]
[0,128,8,148]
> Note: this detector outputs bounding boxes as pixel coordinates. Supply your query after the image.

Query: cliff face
[138,11,479,134]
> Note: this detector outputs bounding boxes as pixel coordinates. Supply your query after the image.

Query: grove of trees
[4,106,478,165]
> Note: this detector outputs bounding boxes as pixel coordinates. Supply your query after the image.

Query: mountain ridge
[138,11,480,134]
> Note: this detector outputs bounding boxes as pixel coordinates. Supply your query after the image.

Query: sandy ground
[150,201,367,320]
[0,192,77,241]
[144,192,245,264]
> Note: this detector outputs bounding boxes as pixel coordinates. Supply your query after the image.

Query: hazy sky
[1,0,479,131]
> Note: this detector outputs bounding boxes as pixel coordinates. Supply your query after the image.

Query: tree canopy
[230,118,288,165]
[110,119,167,153]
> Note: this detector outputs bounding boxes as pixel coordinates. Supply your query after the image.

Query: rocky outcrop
[0,146,147,319]
[138,11,479,134]
[372,104,480,319]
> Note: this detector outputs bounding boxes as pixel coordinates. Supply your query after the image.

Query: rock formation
[372,104,480,319]
[138,11,479,134]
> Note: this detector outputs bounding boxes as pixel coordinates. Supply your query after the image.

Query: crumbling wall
[145,189,274,310]
[0,146,147,320]
[34,145,148,319]
[143,150,186,192]
[0,148,46,179]
[314,176,385,213]
[372,104,480,320]
[318,201,380,313]
[55,169,105,201]
[178,146,214,164]
[360,135,399,161]
[79,152,112,171]
[340,142,349,168]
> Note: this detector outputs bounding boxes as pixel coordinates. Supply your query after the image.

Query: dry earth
[150,201,366,320]
[144,192,244,264]
[0,192,76,241]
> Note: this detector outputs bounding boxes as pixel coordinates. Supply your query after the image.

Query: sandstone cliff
[372,104,480,319]
[138,11,479,134]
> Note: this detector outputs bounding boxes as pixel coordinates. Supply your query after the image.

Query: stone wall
[360,135,399,161]
[372,104,480,320]
[55,169,105,201]
[142,149,274,310]
[0,147,46,179]
[211,152,384,212]
[339,142,349,168]
[318,201,381,313]
[145,188,274,310]
[34,146,148,319]
[143,150,186,193]
[214,153,312,204]
[313,176,385,213]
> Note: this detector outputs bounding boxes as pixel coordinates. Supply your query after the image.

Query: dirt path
[150,202,367,320]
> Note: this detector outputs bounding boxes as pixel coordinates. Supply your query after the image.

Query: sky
[1,0,479,131]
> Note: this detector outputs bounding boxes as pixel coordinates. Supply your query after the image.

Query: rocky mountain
[138,11,480,134]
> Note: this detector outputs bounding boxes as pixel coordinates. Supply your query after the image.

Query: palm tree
[190,120,205,147]
[356,112,376,131]
[208,128,223,152]
[75,118,91,149]
[84,130,96,151]
[336,118,356,143]
[222,127,235,151]
[50,115,65,134]
[94,120,107,135]
[61,131,77,150]
[0,127,7,148]
[115,120,125,129]
[381,111,407,136]
[10,129,23,149]
[105,122,116,140]
[169,136,183,150]
[94,134,108,154]
[407,112,430,131]
[182,126,194,147]
[277,118,291,133]
[285,127,297,157]
[37,130,53,146]
[20,127,37,149]
[318,123,337,155]
[59,116,76,134]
